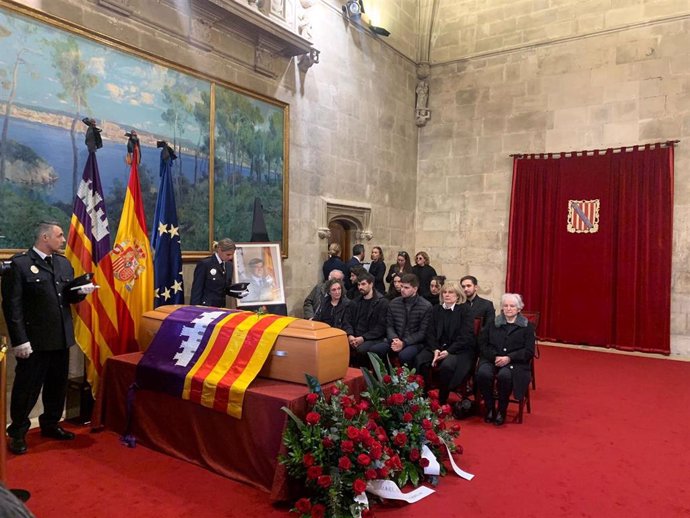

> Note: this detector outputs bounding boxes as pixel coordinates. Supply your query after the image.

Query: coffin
[138,305,349,385]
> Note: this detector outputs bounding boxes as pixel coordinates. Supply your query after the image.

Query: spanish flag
[107,143,154,353]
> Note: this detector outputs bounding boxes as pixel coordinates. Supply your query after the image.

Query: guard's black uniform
[189,254,232,307]
[1,249,85,438]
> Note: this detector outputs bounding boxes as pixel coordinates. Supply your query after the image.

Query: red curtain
[506,144,674,354]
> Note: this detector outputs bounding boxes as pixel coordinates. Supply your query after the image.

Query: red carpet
[6,346,690,517]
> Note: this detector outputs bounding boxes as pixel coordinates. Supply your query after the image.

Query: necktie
[45,256,53,268]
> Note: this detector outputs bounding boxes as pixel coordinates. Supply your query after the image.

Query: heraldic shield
[567,199,600,234]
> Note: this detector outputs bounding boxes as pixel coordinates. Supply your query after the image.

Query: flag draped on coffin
[136,306,296,418]
[107,144,154,353]
[66,152,121,392]
[151,148,184,307]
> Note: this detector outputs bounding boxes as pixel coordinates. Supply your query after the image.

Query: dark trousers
[476,362,513,414]
[351,340,384,367]
[7,349,70,438]
[416,350,476,403]
[356,341,419,368]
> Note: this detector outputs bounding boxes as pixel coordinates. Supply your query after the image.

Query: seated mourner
[303,269,345,319]
[476,293,535,426]
[347,272,389,367]
[415,281,475,404]
[364,273,432,367]
[313,278,351,332]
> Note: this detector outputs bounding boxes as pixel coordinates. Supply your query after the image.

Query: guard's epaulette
[10,252,28,260]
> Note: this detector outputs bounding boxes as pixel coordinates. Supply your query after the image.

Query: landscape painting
[0,5,287,254]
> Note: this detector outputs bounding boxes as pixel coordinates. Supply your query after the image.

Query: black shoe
[41,426,75,440]
[8,436,27,455]
[484,409,495,423]
[494,412,505,426]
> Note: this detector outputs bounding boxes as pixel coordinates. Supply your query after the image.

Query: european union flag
[151,143,184,307]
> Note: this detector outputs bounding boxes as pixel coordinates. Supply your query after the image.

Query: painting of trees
[46,35,98,198]
[0,16,37,183]
[0,5,286,254]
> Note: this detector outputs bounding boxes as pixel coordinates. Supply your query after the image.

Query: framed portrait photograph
[233,243,285,307]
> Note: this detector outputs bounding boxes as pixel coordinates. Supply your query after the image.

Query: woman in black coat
[411,251,437,299]
[476,293,535,426]
[415,281,475,404]
[313,278,352,333]
[368,246,386,295]
[322,243,346,281]
[385,251,412,287]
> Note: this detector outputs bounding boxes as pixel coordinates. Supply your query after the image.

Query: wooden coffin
[138,305,349,385]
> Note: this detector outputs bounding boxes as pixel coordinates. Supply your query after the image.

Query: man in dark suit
[190,238,235,307]
[1,221,92,454]
[344,243,365,292]
[460,275,496,331]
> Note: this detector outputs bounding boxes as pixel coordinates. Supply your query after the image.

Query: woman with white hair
[476,293,535,426]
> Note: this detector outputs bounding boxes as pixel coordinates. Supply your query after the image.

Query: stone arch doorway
[318,199,373,259]
[328,219,351,261]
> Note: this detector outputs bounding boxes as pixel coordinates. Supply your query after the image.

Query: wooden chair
[521,310,541,390]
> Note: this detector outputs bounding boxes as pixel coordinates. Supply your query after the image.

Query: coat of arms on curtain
[567,199,600,233]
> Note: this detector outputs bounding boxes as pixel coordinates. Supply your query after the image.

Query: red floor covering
[5,345,690,518]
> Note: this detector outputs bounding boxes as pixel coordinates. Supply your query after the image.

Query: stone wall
[431,0,690,64]
[418,14,690,356]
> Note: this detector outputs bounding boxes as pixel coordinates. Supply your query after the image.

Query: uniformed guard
[189,238,236,307]
[1,221,96,454]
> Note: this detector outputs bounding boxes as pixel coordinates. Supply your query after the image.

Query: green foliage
[0,184,69,248]
[4,140,44,165]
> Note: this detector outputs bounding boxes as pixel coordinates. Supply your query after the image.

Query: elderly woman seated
[415,281,475,404]
[476,293,535,426]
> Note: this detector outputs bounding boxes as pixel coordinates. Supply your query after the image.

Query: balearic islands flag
[108,143,154,352]
[66,151,121,393]
[136,306,296,418]
[151,145,184,307]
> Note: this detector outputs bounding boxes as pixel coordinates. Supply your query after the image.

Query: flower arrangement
[361,354,460,487]
[281,354,461,518]
[281,376,398,518]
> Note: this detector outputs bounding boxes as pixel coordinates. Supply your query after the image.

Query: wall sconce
[342,0,364,21]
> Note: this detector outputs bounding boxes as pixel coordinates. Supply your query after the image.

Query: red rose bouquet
[361,353,461,487]
[281,376,398,518]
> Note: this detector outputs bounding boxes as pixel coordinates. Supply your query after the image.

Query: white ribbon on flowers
[351,492,369,518]
[365,480,435,503]
[421,444,440,476]
[441,439,475,480]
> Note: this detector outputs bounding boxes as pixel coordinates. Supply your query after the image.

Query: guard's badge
[30,265,39,274]
[112,239,148,289]
[567,199,600,234]
[210,268,217,276]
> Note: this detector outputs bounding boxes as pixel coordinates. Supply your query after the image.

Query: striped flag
[151,148,184,307]
[136,306,296,418]
[108,143,154,352]
[66,152,120,393]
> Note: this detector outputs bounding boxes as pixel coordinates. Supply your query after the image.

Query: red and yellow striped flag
[182,312,296,418]
[107,144,154,354]
[66,152,124,393]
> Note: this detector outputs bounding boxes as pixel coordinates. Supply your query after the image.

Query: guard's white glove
[77,282,98,295]
[12,342,32,359]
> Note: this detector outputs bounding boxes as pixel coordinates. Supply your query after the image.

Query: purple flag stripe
[135,306,239,397]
